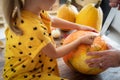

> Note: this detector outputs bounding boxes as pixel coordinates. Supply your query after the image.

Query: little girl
[2,0,97,80]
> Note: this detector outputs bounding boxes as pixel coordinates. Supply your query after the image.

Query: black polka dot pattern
[18,42,22,45]
[10,35,13,38]
[33,68,37,71]
[39,55,41,57]
[14,22,17,25]
[41,40,43,43]
[22,65,26,68]
[24,75,28,78]
[5,75,8,78]
[13,45,16,48]
[29,53,32,55]
[19,51,23,54]
[28,46,32,48]
[38,75,41,78]
[30,37,34,40]
[8,57,11,59]
[33,27,37,30]
[49,33,51,36]
[10,64,13,67]
[21,20,24,23]
[31,60,34,63]
[42,10,44,13]
[11,68,15,72]
[48,67,51,70]
[32,75,35,78]
[19,58,22,61]
[41,64,44,68]
[50,59,53,62]
[41,26,47,30]
[4,12,67,80]
[43,32,46,35]
[52,69,55,71]
[48,73,51,76]
[39,60,42,63]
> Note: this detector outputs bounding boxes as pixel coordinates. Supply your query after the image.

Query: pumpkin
[57,0,78,31]
[75,0,100,7]
[63,30,108,75]
[76,0,103,31]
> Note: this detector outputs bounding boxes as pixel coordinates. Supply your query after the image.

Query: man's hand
[109,0,120,9]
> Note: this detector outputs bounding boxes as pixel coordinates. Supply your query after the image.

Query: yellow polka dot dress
[3,10,67,80]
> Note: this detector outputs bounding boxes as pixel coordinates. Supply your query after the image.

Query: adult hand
[109,0,120,10]
[86,49,120,70]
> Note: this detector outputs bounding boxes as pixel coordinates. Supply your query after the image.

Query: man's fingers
[87,51,105,56]
[86,57,104,68]
[86,58,101,63]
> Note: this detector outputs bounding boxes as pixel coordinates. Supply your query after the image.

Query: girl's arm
[41,33,97,58]
[51,17,97,32]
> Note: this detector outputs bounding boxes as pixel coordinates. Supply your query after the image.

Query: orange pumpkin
[63,30,108,75]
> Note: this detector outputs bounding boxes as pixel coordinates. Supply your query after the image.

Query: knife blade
[100,7,118,36]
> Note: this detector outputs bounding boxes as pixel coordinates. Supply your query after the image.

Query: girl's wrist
[74,37,82,46]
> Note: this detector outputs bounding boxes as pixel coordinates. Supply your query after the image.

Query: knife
[100,7,118,36]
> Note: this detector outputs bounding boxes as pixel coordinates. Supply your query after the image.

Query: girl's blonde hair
[3,0,24,35]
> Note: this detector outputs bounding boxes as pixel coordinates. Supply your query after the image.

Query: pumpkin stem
[66,0,71,6]
[95,0,102,8]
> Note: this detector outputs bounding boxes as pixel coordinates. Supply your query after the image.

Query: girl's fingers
[80,25,98,33]
[89,34,97,41]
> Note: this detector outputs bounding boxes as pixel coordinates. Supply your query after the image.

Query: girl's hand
[109,0,120,9]
[80,33,98,45]
[77,25,98,33]
[86,49,120,70]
